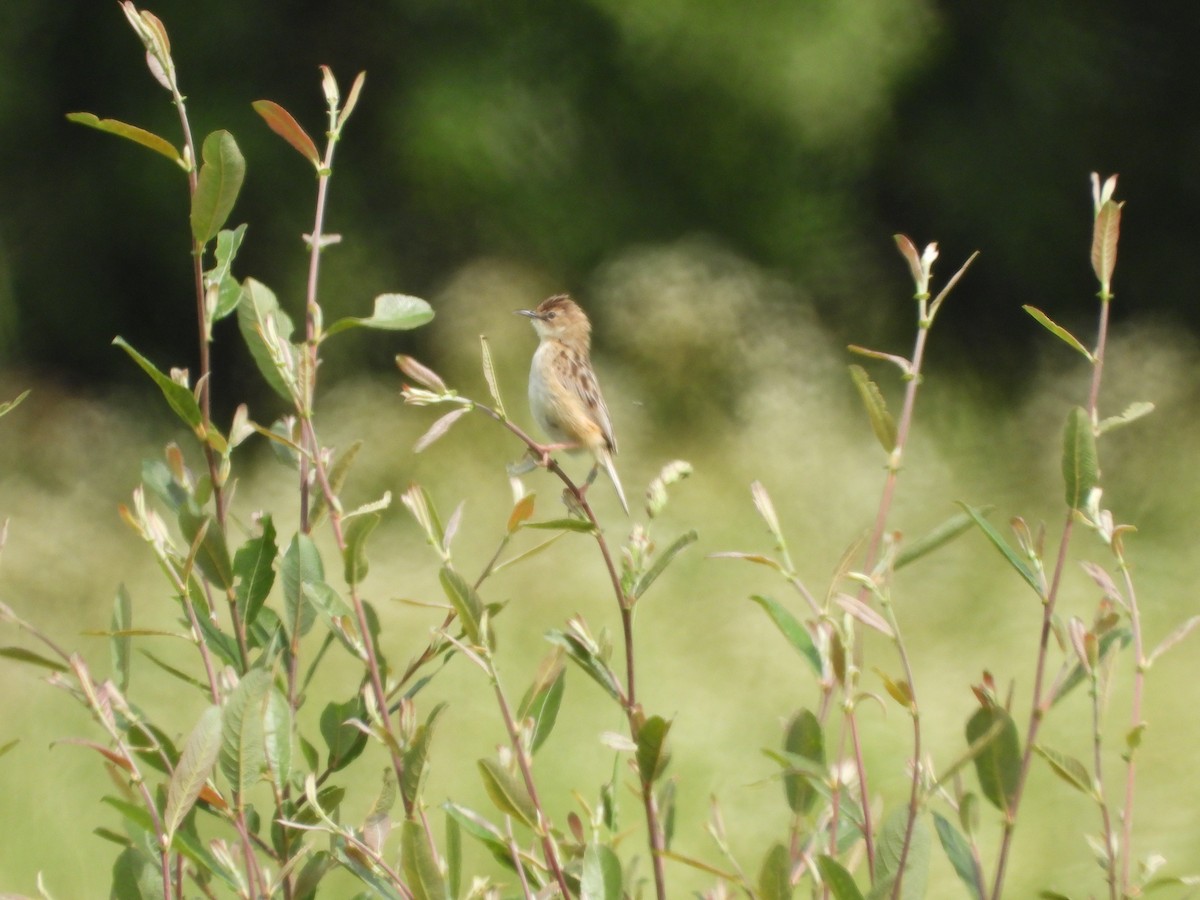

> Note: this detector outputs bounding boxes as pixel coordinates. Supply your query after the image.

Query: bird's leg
[528,440,580,468]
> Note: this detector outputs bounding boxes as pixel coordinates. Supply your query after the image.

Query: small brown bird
[516,294,629,514]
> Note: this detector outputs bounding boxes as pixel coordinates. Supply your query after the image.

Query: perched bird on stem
[516,294,629,514]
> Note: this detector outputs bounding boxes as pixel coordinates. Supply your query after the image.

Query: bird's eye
[545,312,555,319]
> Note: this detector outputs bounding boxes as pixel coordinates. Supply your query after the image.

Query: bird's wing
[570,352,617,454]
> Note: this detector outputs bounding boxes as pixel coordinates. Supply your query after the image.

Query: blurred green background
[2,1,1200,896]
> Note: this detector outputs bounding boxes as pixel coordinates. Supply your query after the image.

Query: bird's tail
[594,449,630,515]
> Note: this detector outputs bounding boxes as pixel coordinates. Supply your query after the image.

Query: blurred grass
[2,244,1200,896]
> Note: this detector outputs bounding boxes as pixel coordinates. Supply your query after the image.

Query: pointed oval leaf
[281,533,322,639]
[439,567,483,645]
[545,629,622,702]
[632,530,698,599]
[320,695,369,773]
[234,515,278,629]
[957,502,1043,597]
[252,100,320,166]
[1091,199,1123,291]
[636,715,672,785]
[401,818,448,900]
[262,684,292,791]
[817,855,865,900]
[932,811,984,900]
[750,595,821,674]
[191,131,246,245]
[66,112,182,164]
[477,758,538,829]
[236,278,296,402]
[414,407,471,454]
[1023,306,1093,361]
[343,512,380,585]
[849,364,897,452]
[401,704,447,812]
[783,709,824,814]
[113,337,203,430]
[1063,406,1100,510]
[757,842,791,900]
[111,585,132,692]
[326,293,435,337]
[220,668,271,795]
[876,805,930,900]
[894,510,981,570]
[165,705,223,840]
[1034,744,1096,798]
[581,843,622,900]
[178,508,234,590]
[966,706,1021,812]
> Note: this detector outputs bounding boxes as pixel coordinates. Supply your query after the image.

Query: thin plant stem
[991,510,1074,898]
[462,399,670,900]
[1117,554,1144,892]
[490,666,573,897]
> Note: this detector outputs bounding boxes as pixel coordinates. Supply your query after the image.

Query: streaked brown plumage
[516,294,629,514]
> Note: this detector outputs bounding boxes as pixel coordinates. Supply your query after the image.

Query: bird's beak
[515,309,541,320]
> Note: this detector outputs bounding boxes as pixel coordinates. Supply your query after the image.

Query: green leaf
[233,515,278,629]
[632,530,698,600]
[445,809,462,900]
[164,705,222,841]
[480,334,506,419]
[1097,401,1155,435]
[894,509,981,570]
[876,806,930,900]
[442,802,517,872]
[1023,306,1093,361]
[401,818,448,900]
[1053,626,1131,706]
[1034,744,1096,798]
[957,502,1043,598]
[581,843,622,900]
[110,845,162,900]
[636,715,672,785]
[522,517,598,533]
[0,389,30,420]
[401,703,447,813]
[757,842,792,900]
[966,706,1021,812]
[104,797,237,888]
[191,130,245,245]
[849,364,897,452]
[208,225,248,322]
[0,646,68,672]
[66,112,182,164]
[439,567,484,646]
[112,337,203,431]
[1091,198,1123,291]
[251,99,320,166]
[750,595,821,674]
[545,629,622,702]
[478,758,538,829]
[178,508,234,590]
[320,695,368,773]
[281,533,322,640]
[262,684,292,792]
[237,278,297,402]
[932,811,983,900]
[111,585,132,692]
[325,293,434,338]
[343,513,380,585]
[220,668,271,796]
[1063,406,1100,510]
[517,651,566,755]
[816,855,864,900]
[783,709,824,814]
